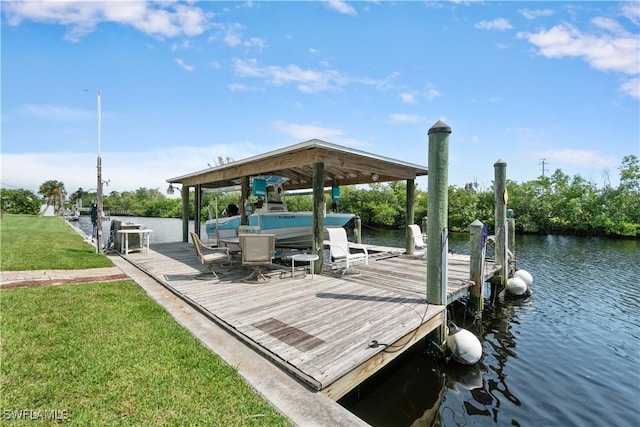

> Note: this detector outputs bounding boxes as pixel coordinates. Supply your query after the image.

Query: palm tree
[38,180,67,215]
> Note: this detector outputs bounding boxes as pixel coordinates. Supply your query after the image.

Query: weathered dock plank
[122,241,498,400]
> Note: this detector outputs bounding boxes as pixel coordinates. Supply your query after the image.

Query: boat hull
[206,212,355,248]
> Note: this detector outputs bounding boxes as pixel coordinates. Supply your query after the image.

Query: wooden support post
[494,159,508,286]
[469,220,485,315]
[406,178,415,255]
[426,120,451,309]
[194,184,202,238]
[312,162,325,273]
[182,186,189,242]
[354,216,362,244]
[240,176,249,226]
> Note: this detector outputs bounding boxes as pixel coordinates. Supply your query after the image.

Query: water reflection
[339,341,447,427]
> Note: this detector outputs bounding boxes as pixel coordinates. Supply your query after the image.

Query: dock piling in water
[426,120,451,307]
[494,159,508,287]
[469,219,485,315]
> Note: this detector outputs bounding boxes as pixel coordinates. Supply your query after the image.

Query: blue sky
[2,1,639,198]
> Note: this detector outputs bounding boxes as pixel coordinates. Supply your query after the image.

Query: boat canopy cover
[231,175,290,186]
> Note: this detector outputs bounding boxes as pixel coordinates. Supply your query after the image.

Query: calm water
[345,229,640,426]
[75,218,640,426]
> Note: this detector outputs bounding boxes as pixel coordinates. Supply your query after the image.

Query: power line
[0,182,22,189]
[539,159,549,178]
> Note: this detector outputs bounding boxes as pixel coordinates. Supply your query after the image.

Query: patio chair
[325,227,368,275]
[190,232,231,279]
[408,224,427,256]
[239,233,276,282]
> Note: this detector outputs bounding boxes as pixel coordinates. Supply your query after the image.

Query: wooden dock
[122,242,499,400]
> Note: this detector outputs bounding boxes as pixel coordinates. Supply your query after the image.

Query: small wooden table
[290,253,319,279]
[117,229,152,255]
[219,236,241,252]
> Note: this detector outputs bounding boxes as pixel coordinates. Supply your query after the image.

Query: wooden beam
[182,186,189,243]
[406,178,415,255]
[313,162,325,273]
[194,184,202,238]
[240,176,249,226]
[176,147,426,189]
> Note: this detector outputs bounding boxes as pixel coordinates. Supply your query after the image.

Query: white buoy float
[507,269,533,296]
[506,276,528,296]
[446,323,483,365]
[514,269,533,287]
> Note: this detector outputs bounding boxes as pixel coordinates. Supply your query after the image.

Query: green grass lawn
[1,281,290,426]
[0,215,291,425]
[0,214,113,271]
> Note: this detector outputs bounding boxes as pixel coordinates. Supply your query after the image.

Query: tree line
[2,155,638,238]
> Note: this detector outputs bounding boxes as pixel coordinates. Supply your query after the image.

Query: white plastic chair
[325,227,368,275]
[408,224,427,255]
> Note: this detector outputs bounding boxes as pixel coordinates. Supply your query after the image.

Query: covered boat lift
[166,139,428,273]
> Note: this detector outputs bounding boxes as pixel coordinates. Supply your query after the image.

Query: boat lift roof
[167,139,428,191]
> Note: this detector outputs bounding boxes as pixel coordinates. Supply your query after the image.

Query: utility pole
[96,90,103,254]
[539,158,548,178]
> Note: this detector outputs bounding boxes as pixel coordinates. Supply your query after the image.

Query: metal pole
[96,90,103,254]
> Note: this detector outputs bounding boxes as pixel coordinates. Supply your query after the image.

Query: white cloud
[175,58,195,71]
[21,104,93,120]
[622,3,640,25]
[0,145,253,196]
[426,86,442,100]
[400,92,417,104]
[518,23,639,75]
[244,37,267,49]
[223,23,244,47]
[619,77,640,99]
[535,149,617,168]
[2,1,211,41]
[231,58,344,93]
[230,58,396,94]
[273,120,367,147]
[325,1,357,16]
[519,9,553,21]
[389,114,423,124]
[475,18,513,31]
[171,40,193,51]
[592,16,626,34]
[228,83,250,91]
[518,15,640,98]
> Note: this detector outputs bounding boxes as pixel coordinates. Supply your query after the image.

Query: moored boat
[205,176,355,249]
